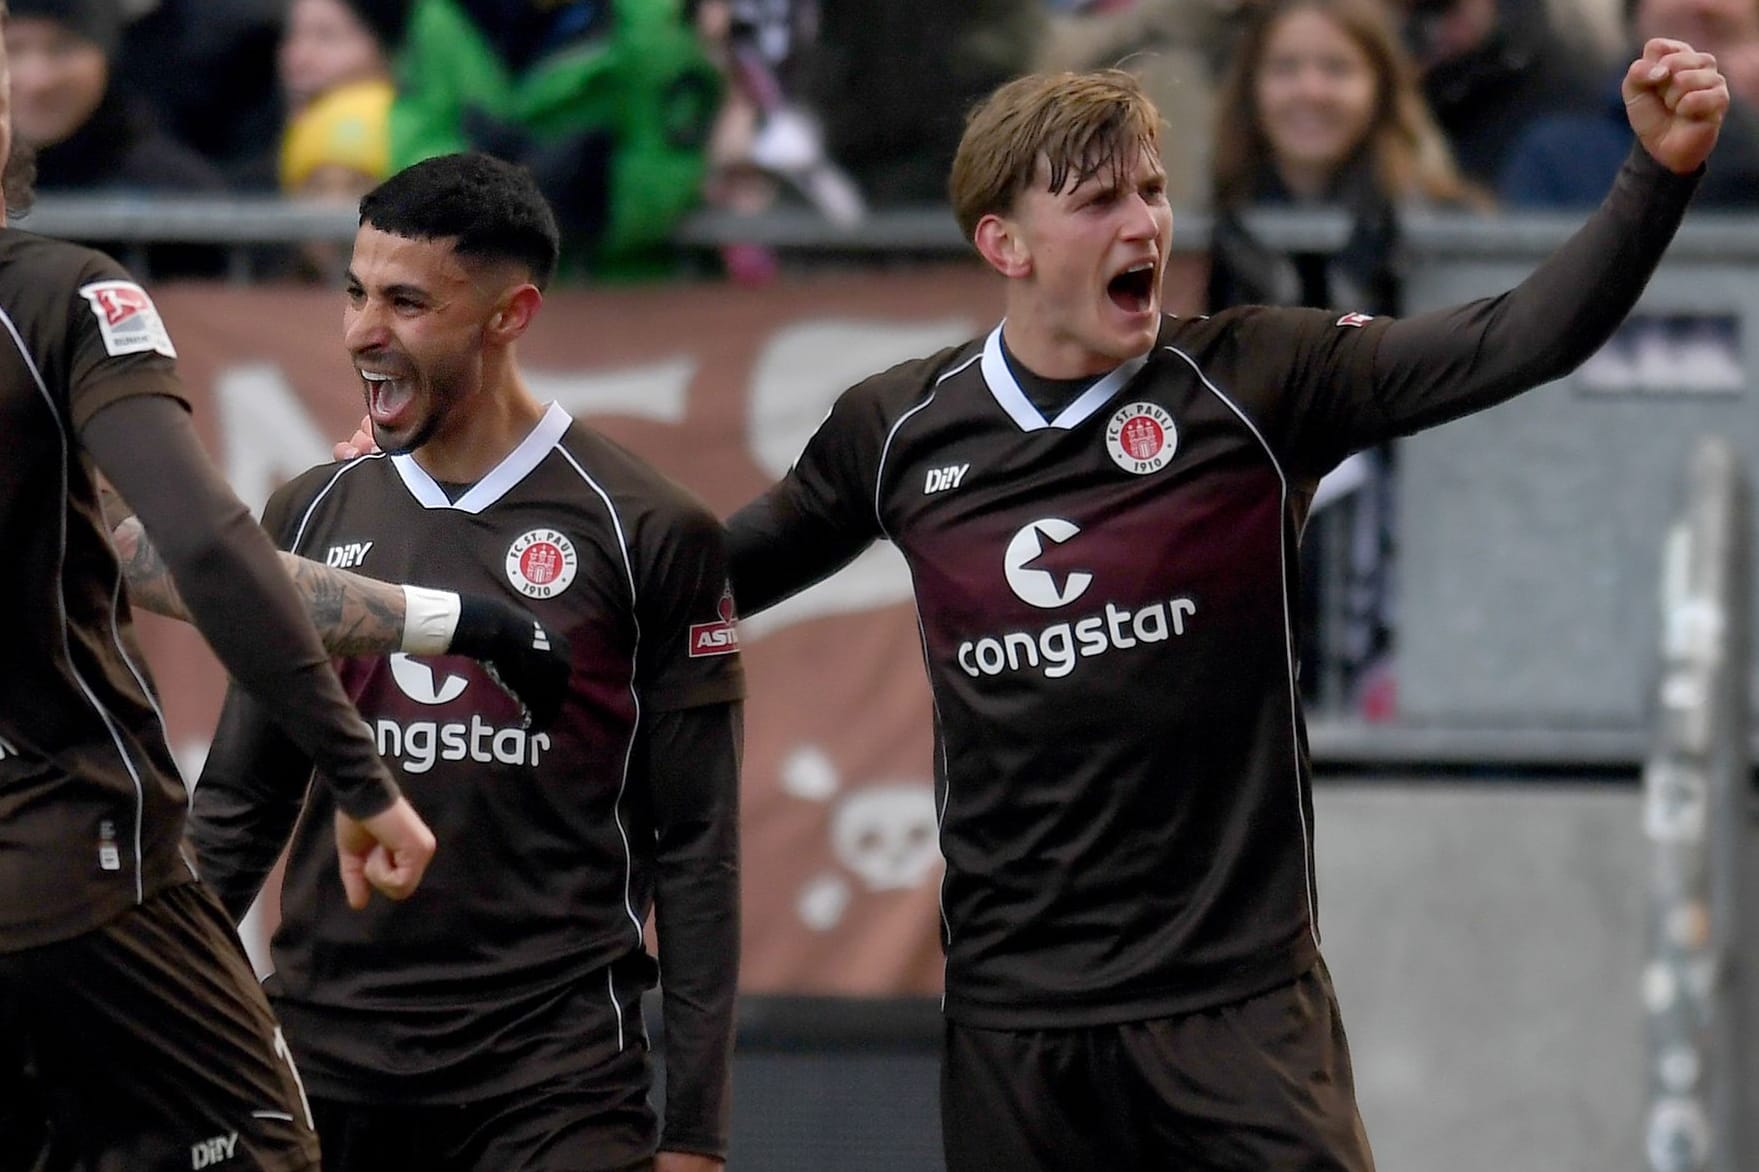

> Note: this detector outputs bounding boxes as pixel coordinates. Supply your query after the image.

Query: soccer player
[188,153,743,1172]
[0,4,435,1168]
[300,35,1728,1171]
[718,41,1729,1171]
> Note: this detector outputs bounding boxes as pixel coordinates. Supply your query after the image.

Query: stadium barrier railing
[1640,436,1751,1172]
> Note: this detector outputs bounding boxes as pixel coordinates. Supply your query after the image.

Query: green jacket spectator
[391,0,720,278]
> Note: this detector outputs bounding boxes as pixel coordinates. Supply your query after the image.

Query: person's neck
[1271,158,1337,202]
[1000,307,1137,381]
[412,364,546,484]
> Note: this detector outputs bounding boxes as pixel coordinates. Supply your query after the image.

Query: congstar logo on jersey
[370,654,550,774]
[956,519,1197,680]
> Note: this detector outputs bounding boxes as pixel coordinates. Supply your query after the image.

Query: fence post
[1641,436,1750,1172]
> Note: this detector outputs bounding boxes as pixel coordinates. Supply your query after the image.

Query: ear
[486,284,543,346]
[973,211,1032,280]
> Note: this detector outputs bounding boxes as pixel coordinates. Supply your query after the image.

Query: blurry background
[12,1,1759,1168]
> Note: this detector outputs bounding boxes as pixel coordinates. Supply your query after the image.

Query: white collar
[391,401,572,514]
[979,322,1151,431]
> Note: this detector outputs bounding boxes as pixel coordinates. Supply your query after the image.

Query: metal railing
[1640,436,1751,1172]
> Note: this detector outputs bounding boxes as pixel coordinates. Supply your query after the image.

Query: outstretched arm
[1337,40,1726,447]
[111,512,408,656]
[108,501,573,729]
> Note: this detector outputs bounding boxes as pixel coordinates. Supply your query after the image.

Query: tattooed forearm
[113,515,192,621]
[282,556,408,656]
[113,519,408,656]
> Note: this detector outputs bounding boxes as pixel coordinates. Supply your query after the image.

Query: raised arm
[1366,39,1724,436]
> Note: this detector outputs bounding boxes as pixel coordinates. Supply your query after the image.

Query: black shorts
[941,960,1375,1172]
[309,1041,658,1172]
[0,881,320,1172]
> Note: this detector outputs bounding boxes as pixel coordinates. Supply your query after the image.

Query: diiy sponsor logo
[324,541,374,569]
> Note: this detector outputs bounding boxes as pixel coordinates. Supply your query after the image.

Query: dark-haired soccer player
[718,41,1727,1172]
[189,153,743,1172]
[0,2,435,1166]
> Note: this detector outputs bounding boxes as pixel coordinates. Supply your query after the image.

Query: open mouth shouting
[1107,259,1158,317]
[360,367,416,431]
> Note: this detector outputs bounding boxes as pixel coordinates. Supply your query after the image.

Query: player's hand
[333,414,380,461]
[656,1153,724,1172]
[449,594,573,729]
[334,797,436,909]
[1624,38,1729,174]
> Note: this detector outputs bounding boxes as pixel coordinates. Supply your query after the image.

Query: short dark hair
[359,153,562,289]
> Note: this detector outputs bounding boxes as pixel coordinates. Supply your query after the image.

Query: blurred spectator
[1035,0,1247,208]
[391,0,722,279]
[280,0,401,114]
[1395,0,1604,186]
[1499,0,1759,206]
[6,0,227,277]
[694,0,863,283]
[1208,0,1474,311]
[281,79,393,198]
[1632,0,1759,105]
[112,0,285,186]
[279,78,395,279]
[7,0,222,193]
[1207,0,1477,715]
[804,0,1044,206]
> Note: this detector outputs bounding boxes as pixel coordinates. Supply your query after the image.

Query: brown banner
[140,260,1205,995]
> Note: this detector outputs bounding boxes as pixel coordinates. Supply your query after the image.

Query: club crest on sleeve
[505,529,578,599]
[77,281,177,359]
[1336,311,1374,328]
[689,584,741,657]
[1105,402,1178,475]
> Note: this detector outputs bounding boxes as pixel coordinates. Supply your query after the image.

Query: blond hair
[949,69,1163,242]
[1212,0,1472,209]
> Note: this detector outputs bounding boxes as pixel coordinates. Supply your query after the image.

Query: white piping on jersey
[607,968,625,1051]
[979,323,1150,432]
[108,573,175,780]
[390,402,572,514]
[1162,343,1320,951]
[871,351,977,950]
[288,453,386,555]
[1,306,155,902]
[553,445,647,954]
[870,350,979,534]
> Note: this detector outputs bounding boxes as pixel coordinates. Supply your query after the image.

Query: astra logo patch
[689,585,741,657]
[1105,402,1177,475]
[388,653,468,705]
[1004,519,1092,609]
[78,280,177,358]
[1336,311,1374,328]
[324,540,373,568]
[506,529,578,598]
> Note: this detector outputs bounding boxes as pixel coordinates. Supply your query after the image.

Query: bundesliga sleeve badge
[1106,402,1178,475]
[506,529,578,599]
[77,281,178,359]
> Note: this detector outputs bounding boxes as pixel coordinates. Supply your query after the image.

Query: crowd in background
[14,0,1759,280]
[8,0,1758,713]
